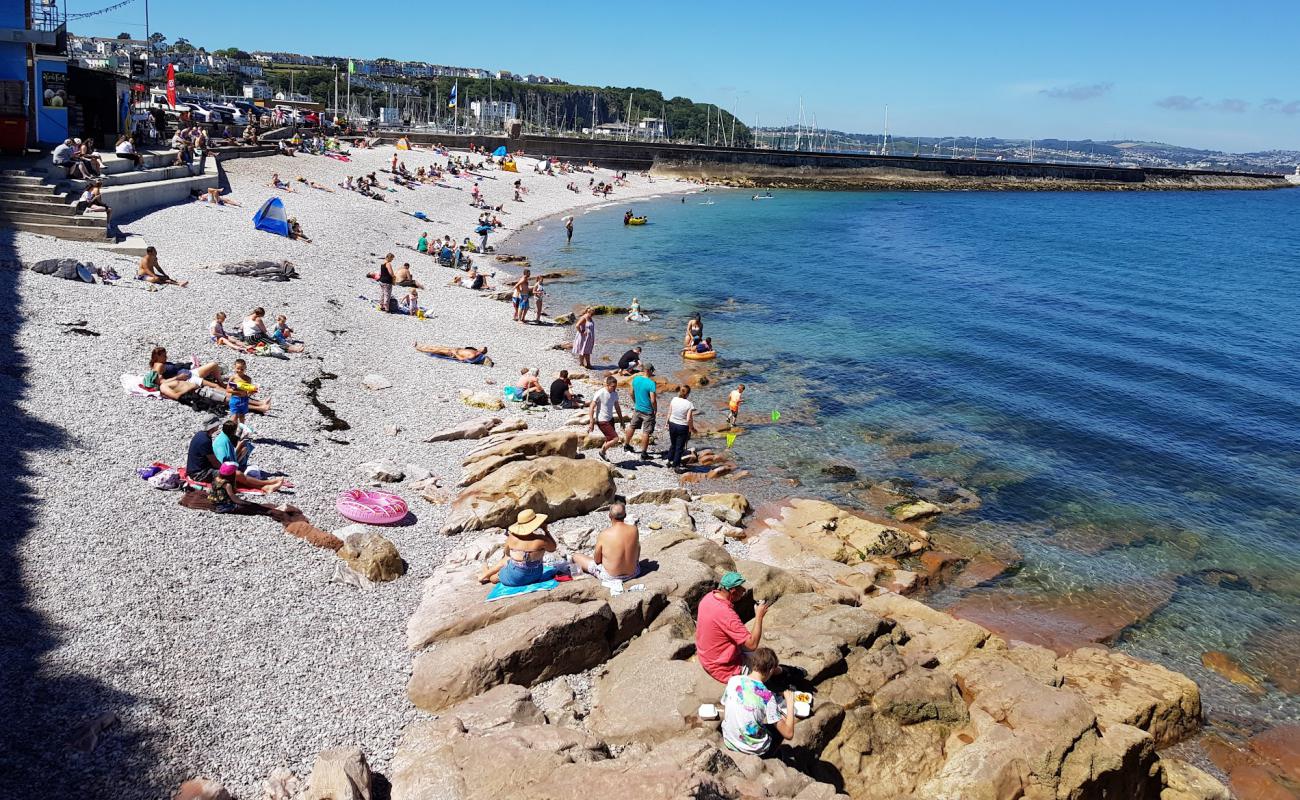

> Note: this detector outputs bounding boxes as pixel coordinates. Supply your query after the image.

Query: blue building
[0,0,69,148]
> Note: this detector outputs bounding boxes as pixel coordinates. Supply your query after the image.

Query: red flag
[165,63,176,108]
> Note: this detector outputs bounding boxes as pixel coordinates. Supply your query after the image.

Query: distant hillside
[179,66,751,146]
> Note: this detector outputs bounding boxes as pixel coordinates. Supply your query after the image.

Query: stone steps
[0,208,104,227]
[1,219,109,241]
[0,195,78,215]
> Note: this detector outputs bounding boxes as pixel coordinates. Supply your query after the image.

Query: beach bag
[148,468,180,490]
[502,386,523,402]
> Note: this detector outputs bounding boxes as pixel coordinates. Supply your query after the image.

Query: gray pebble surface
[0,146,692,799]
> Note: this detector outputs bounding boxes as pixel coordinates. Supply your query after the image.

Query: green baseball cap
[719,571,746,590]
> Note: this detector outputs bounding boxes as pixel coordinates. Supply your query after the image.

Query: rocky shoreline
[2,141,1284,799]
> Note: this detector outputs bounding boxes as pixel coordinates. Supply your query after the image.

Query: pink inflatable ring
[336,489,409,524]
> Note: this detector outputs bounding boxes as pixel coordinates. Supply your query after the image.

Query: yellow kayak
[626,216,647,226]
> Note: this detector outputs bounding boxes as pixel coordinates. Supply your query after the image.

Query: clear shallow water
[512,187,1300,720]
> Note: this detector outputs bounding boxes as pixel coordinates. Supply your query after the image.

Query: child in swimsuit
[271,315,305,353]
[210,312,246,351]
[226,359,256,424]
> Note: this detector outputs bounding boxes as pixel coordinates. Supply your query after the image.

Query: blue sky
[74,0,1300,152]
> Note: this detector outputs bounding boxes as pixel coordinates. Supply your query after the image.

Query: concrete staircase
[0,149,223,243]
[0,170,108,241]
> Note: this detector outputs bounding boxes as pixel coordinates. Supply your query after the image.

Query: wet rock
[757,498,928,563]
[821,464,858,480]
[891,499,942,523]
[1245,625,1300,694]
[425,415,501,442]
[1249,725,1300,783]
[1201,651,1265,694]
[1159,757,1231,800]
[442,456,616,534]
[1228,765,1295,800]
[947,579,1177,654]
[305,747,373,800]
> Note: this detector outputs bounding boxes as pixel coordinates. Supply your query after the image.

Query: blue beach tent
[253,197,291,237]
[492,145,508,157]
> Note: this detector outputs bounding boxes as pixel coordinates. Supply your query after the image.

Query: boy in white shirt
[587,375,626,462]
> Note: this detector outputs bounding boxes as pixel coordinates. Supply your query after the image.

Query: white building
[638,117,666,138]
[470,100,518,127]
[243,82,274,100]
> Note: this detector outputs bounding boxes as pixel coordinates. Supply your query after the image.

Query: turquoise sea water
[510,187,1300,721]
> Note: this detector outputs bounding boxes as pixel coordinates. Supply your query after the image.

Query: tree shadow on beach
[0,229,166,798]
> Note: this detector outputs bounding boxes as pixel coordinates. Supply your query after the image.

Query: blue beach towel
[486,567,559,601]
[427,351,488,365]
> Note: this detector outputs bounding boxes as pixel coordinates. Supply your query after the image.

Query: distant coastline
[379,131,1295,191]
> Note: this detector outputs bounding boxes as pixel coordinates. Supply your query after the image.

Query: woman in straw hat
[478,509,558,586]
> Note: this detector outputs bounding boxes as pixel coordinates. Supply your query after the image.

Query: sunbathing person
[394,262,424,288]
[269,172,296,192]
[452,265,492,290]
[571,502,641,581]
[296,176,335,192]
[195,187,242,207]
[412,342,492,365]
[143,346,221,400]
[138,246,187,287]
[479,509,557,586]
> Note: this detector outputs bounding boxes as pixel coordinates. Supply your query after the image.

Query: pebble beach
[0,144,694,799]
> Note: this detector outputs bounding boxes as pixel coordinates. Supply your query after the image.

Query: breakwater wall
[378,131,1291,191]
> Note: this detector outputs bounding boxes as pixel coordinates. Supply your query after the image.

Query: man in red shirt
[695,571,770,683]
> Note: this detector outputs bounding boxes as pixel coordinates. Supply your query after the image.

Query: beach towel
[153,461,289,495]
[121,373,160,398]
[427,351,488,365]
[486,568,559,601]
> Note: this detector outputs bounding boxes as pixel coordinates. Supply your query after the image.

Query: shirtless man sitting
[412,342,493,366]
[571,502,641,581]
[138,246,188,287]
